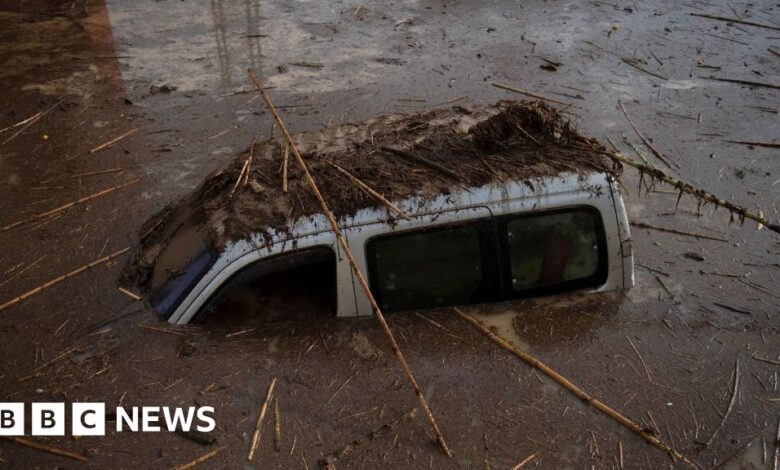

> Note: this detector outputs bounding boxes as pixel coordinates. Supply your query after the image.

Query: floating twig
[723,140,780,149]
[453,307,697,467]
[704,359,740,447]
[248,377,277,461]
[575,146,780,235]
[690,13,780,31]
[0,248,128,313]
[1,436,86,462]
[705,77,780,90]
[492,82,570,106]
[249,68,452,457]
[137,323,186,337]
[509,452,537,469]
[173,445,228,470]
[326,160,410,219]
[89,128,139,154]
[621,58,668,80]
[118,286,141,300]
[630,222,728,242]
[0,179,139,234]
[618,100,674,168]
[773,417,780,470]
[274,398,281,452]
[40,167,124,184]
[1,99,64,145]
[752,354,780,366]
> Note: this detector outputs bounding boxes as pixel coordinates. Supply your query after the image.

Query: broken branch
[618,100,674,169]
[249,68,452,457]
[1,436,87,462]
[690,13,780,31]
[630,221,728,242]
[577,146,780,235]
[704,359,740,447]
[173,445,228,470]
[492,82,570,106]
[248,377,277,461]
[0,248,129,313]
[1,179,139,234]
[89,128,139,154]
[326,160,410,220]
[453,307,697,467]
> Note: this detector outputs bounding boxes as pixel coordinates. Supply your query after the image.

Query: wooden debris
[229,158,250,200]
[380,145,460,181]
[630,221,728,242]
[576,146,780,235]
[690,13,780,31]
[0,248,128,313]
[705,77,780,90]
[248,377,277,461]
[274,398,281,452]
[626,336,652,382]
[618,100,674,168]
[326,160,410,219]
[40,167,124,184]
[175,429,217,446]
[249,68,452,458]
[704,359,740,447]
[773,417,780,470]
[724,139,780,149]
[492,82,570,106]
[2,436,86,462]
[173,445,227,470]
[0,179,139,234]
[89,128,139,154]
[453,307,697,467]
[1,99,63,145]
[118,286,141,301]
[243,138,255,187]
[621,58,667,80]
[753,354,780,366]
[281,142,289,192]
[509,452,537,470]
[137,323,186,337]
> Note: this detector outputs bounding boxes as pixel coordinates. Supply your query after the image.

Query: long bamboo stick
[0,179,139,234]
[618,100,674,169]
[248,377,277,461]
[453,307,698,468]
[0,248,129,312]
[248,68,452,457]
[326,160,410,220]
[2,436,87,462]
[577,146,780,235]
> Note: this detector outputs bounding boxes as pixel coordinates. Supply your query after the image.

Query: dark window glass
[367,223,495,311]
[148,225,216,319]
[195,247,337,323]
[504,209,606,294]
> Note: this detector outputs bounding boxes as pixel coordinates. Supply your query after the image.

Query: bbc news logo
[0,403,215,436]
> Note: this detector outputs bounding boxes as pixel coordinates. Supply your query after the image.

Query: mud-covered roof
[122,100,620,289]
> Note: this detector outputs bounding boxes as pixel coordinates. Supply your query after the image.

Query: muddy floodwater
[0,0,779,468]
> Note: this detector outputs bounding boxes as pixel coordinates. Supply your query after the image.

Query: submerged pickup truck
[123,101,634,324]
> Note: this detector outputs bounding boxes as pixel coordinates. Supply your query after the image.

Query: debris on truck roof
[123,100,621,289]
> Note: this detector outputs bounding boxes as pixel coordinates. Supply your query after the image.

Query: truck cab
[146,171,633,325]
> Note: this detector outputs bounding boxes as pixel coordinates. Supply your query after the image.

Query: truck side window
[504,209,607,295]
[366,221,498,312]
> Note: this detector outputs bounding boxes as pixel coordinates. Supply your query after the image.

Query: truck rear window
[366,207,607,312]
